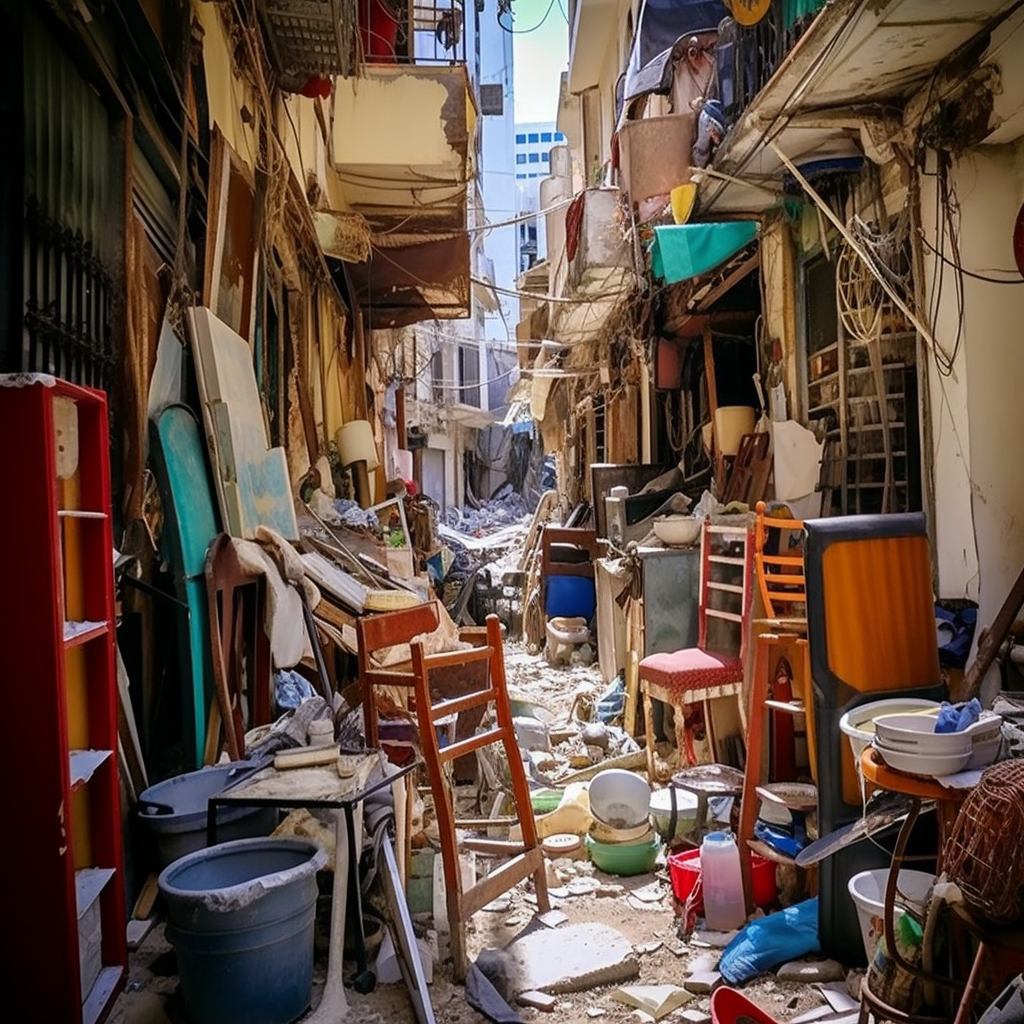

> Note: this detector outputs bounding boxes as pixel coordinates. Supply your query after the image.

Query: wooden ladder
[410,614,550,980]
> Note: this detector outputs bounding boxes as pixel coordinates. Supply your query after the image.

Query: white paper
[773,420,825,501]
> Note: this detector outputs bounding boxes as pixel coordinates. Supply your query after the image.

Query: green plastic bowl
[585,832,662,876]
[531,789,564,815]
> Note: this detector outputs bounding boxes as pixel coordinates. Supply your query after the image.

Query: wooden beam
[694,252,761,313]
[704,325,725,488]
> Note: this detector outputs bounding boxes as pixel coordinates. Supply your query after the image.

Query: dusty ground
[111,645,855,1024]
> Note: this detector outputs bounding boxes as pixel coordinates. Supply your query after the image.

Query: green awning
[649,221,759,285]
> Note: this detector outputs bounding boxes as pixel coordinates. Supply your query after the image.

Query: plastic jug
[700,832,747,931]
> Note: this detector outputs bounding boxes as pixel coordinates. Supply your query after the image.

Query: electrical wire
[917,234,1023,285]
[474,275,636,305]
[497,0,558,35]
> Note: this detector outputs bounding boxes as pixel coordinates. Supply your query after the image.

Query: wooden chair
[357,604,550,979]
[356,600,441,750]
[737,501,817,910]
[205,533,272,762]
[410,613,550,980]
[640,516,754,778]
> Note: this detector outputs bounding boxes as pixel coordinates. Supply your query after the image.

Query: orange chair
[737,501,816,910]
[640,516,754,777]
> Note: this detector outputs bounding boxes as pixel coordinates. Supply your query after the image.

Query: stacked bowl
[585,769,661,875]
[871,711,1002,778]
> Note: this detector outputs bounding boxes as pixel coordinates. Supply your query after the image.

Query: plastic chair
[804,511,946,962]
[640,516,754,776]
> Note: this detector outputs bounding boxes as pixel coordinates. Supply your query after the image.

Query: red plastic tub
[668,847,777,911]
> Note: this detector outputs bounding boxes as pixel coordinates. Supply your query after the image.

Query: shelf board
[76,868,116,920]
[746,838,799,867]
[847,363,908,376]
[58,510,108,520]
[764,699,806,715]
[64,621,109,648]
[70,750,113,790]
[83,966,123,1024]
[808,370,839,386]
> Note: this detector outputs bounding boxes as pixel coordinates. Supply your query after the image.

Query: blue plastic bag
[719,898,821,984]
[934,698,981,734]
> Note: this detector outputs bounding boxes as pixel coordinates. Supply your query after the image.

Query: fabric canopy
[649,220,759,284]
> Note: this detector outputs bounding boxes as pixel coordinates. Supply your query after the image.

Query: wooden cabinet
[1,377,125,1023]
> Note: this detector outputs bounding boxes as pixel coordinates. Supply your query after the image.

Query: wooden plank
[132,874,159,921]
[273,746,340,770]
[703,326,725,488]
[461,848,545,919]
[315,596,358,632]
[459,839,527,856]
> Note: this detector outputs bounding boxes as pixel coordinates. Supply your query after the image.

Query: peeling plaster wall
[194,1,258,171]
[332,73,461,168]
[760,216,800,417]
[920,141,1024,622]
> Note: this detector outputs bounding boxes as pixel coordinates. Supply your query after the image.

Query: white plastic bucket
[847,868,934,962]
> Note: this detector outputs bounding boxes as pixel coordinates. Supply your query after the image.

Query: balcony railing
[716,0,826,125]
[258,0,466,81]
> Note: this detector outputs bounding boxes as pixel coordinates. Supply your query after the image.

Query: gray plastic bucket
[159,837,327,1024]
[138,762,278,869]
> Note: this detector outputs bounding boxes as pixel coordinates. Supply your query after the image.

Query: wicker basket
[942,760,1024,926]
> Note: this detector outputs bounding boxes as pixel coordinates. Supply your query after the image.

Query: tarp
[624,0,730,101]
[649,220,759,284]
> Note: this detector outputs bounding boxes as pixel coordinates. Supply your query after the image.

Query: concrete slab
[504,923,640,994]
[682,971,722,995]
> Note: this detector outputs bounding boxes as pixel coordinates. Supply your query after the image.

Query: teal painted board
[188,307,298,541]
[151,404,221,768]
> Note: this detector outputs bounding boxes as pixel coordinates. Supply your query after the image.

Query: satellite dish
[726,0,773,27]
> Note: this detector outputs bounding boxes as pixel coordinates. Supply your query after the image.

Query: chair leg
[488,616,550,914]
[738,634,773,912]
[411,646,469,982]
[952,942,988,1024]
[643,684,657,782]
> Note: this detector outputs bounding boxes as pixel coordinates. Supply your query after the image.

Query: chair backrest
[356,600,441,671]
[754,500,806,619]
[698,516,755,659]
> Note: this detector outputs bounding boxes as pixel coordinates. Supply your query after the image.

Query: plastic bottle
[700,831,747,931]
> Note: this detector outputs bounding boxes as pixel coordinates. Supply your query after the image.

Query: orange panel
[821,535,939,694]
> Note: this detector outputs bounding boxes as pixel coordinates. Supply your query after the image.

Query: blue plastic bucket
[159,837,327,1024]
[545,575,596,619]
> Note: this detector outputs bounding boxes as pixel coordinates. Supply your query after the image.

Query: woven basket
[942,759,1024,926]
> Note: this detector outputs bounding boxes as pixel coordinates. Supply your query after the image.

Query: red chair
[640,516,754,778]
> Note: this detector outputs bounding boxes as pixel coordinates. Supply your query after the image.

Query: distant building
[515,122,566,274]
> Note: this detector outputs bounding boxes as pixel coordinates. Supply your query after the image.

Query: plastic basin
[159,837,327,1024]
[847,868,934,963]
[138,762,277,869]
[668,847,777,911]
[838,699,940,764]
[588,768,650,829]
[585,832,661,876]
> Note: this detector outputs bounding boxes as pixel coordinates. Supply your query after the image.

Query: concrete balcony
[565,187,632,297]
[332,64,473,235]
